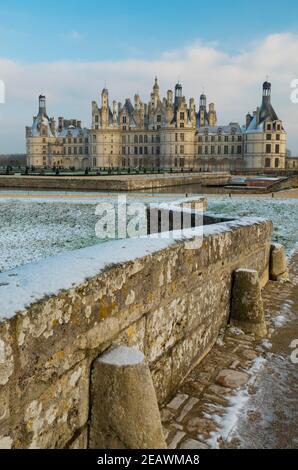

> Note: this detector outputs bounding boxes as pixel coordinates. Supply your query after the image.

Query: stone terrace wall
[0,172,230,192]
[0,219,272,448]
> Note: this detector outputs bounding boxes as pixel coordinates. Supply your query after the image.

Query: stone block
[89,346,166,449]
[270,243,289,281]
[230,269,267,337]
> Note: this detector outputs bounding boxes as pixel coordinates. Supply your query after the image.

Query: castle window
[211,146,215,155]
[134,135,138,144]
[156,147,160,155]
[237,145,242,154]
[225,136,229,142]
[180,123,184,128]
[151,135,155,143]
[122,116,127,124]
[144,146,148,155]
[180,145,184,154]
[180,112,185,120]
[180,134,184,142]
[277,124,281,131]
[79,138,83,143]
[68,147,71,154]
[224,146,228,154]
[95,115,99,123]
[266,144,271,153]
[265,158,271,168]
[74,147,77,155]
[266,134,271,140]
[218,136,222,142]
[198,136,203,142]
[79,147,83,155]
[68,138,71,144]
[93,135,96,141]
[231,146,234,154]
[238,135,242,142]
[152,146,154,154]
[157,115,161,123]
[139,135,143,144]
[276,134,280,141]
[211,136,215,142]
[43,138,46,143]
[231,136,235,142]
[134,147,138,155]
[85,147,88,154]
[122,136,126,144]
[275,158,279,168]
[275,144,280,154]
[144,135,148,144]
[175,133,178,142]
[205,136,209,143]
[267,124,271,131]
[205,146,209,155]
[74,138,77,144]
[85,138,88,143]
[217,146,221,154]
[156,135,160,143]
[122,146,126,155]
[139,147,143,155]
[198,146,202,155]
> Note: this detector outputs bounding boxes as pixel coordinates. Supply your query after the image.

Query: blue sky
[0,0,298,62]
[0,0,298,153]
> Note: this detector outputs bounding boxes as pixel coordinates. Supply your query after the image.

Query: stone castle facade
[26,79,286,171]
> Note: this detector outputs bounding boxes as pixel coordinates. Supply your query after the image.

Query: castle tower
[151,77,160,109]
[174,82,183,112]
[101,87,109,128]
[38,94,47,116]
[244,81,286,169]
[199,93,207,127]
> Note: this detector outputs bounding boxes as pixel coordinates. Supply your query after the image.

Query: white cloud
[0,32,298,153]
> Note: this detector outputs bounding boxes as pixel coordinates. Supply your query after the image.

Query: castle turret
[38,94,47,115]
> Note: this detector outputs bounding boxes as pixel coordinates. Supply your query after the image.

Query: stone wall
[0,172,230,192]
[0,217,272,449]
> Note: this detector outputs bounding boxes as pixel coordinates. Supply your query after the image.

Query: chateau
[26,79,286,171]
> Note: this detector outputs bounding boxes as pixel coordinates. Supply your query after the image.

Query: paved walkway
[162,252,298,449]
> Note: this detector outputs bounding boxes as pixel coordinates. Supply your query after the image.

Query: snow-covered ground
[0,191,297,273]
[207,196,298,257]
[0,191,183,273]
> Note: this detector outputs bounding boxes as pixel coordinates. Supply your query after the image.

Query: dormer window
[267,123,271,131]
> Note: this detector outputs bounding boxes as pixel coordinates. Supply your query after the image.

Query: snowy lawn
[207,196,298,257]
[0,192,297,273]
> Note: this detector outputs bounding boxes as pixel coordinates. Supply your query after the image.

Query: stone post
[270,243,289,281]
[230,269,267,337]
[89,345,166,449]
